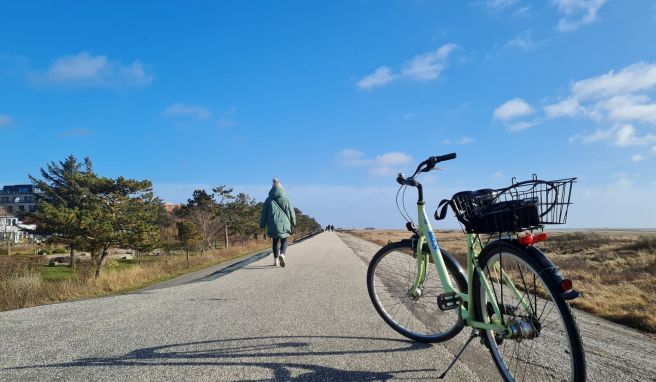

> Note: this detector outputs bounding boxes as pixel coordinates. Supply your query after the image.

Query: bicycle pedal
[437,292,461,311]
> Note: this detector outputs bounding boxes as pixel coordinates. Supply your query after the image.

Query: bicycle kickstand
[437,329,478,379]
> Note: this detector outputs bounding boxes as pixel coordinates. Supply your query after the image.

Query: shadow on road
[9,335,436,381]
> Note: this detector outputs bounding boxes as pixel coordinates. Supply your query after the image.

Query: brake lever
[421,164,435,173]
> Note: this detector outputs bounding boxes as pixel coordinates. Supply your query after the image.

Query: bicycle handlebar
[396,152,457,188]
[430,152,456,164]
[415,152,457,175]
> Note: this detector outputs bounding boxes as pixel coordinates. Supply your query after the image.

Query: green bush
[52,247,67,254]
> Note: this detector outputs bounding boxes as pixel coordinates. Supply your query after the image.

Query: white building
[0,216,37,244]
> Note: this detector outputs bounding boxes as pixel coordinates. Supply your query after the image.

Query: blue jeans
[272,238,288,258]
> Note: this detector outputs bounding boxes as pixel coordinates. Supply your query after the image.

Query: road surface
[0,232,654,381]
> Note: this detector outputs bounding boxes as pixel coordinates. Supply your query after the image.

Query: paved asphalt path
[1,232,654,381]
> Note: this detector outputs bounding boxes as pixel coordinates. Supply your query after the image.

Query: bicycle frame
[409,202,531,335]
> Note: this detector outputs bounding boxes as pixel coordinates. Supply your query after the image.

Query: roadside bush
[623,236,656,252]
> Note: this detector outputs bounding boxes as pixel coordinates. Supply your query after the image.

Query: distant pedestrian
[259,178,296,267]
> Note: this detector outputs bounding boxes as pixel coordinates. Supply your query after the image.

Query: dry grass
[0,240,269,312]
[350,229,656,333]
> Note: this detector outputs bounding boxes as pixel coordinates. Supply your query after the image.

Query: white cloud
[162,103,212,120]
[503,61,656,145]
[505,31,536,51]
[375,152,412,166]
[493,98,535,121]
[631,154,644,162]
[614,124,656,147]
[33,52,153,88]
[544,98,583,118]
[598,94,656,124]
[0,114,12,127]
[336,149,413,176]
[570,62,656,100]
[336,149,371,167]
[544,63,656,125]
[372,152,413,175]
[401,44,458,81]
[493,171,505,179]
[552,0,607,31]
[356,66,396,89]
[570,124,656,147]
[357,44,458,90]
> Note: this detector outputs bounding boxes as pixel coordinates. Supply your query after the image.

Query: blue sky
[1,0,655,228]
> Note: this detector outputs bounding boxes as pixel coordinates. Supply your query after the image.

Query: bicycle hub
[507,318,540,339]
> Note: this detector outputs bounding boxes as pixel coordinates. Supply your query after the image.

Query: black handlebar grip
[432,153,457,163]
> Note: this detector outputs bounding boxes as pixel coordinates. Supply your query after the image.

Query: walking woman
[259,178,296,267]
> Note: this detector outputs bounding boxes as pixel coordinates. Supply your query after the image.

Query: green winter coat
[259,186,296,239]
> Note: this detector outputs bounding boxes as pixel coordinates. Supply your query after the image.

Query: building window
[6,206,12,213]
[19,205,25,212]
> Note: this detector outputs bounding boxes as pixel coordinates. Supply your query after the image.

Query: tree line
[23,155,321,277]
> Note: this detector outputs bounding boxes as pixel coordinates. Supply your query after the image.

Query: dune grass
[349,229,656,333]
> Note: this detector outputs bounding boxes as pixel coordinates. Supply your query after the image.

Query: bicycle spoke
[477,248,582,382]
[368,242,464,343]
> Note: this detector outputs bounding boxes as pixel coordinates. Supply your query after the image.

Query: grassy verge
[0,240,269,311]
[348,229,656,333]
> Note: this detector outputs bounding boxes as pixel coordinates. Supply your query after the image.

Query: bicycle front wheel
[473,241,586,382]
[367,240,466,343]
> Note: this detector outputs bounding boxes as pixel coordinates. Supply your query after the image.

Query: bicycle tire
[367,240,467,343]
[473,240,586,382]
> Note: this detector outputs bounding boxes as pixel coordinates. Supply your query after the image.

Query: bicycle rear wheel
[473,241,586,382]
[367,240,466,343]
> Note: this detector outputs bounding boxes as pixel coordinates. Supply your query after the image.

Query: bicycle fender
[482,239,580,300]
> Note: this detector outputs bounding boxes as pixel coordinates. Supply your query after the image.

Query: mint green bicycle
[366,153,585,381]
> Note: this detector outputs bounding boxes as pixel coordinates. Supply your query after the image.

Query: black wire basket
[449,176,576,234]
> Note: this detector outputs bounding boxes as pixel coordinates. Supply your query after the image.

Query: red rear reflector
[560,279,573,292]
[518,234,534,246]
[534,232,548,243]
